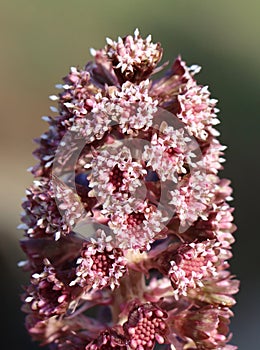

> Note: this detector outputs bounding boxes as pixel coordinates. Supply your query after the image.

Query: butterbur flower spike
[19,29,239,350]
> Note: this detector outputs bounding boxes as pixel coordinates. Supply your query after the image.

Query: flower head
[142,126,196,182]
[72,230,127,291]
[88,145,147,207]
[177,82,220,141]
[23,258,79,317]
[20,30,238,350]
[108,200,168,250]
[104,28,162,83]
[174,306,236,349]
[168,241,229,297]
[20,179,70,239]
[123,303,168,349]
[169,171,218,228]
[104,80,158,134]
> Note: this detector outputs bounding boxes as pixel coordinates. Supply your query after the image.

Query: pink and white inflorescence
[19,29,239,350]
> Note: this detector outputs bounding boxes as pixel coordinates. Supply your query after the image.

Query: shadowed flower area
[19,30,239,350]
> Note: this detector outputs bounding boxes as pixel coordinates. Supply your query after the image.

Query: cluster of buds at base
[19,29,239,350]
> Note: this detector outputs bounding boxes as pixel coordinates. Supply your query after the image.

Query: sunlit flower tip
[175,306,236,349]
[73,231,127,290]
[88,146,146,206]
[169,241,223,296]
[142,126,196,182]
[90,47,97,57]
[123,303,168,349]
[104,29,162,84]
[86,329,127,350]
[177,82,220,141]
[108,201,168,250]
[49,95,59,101]
[21,179,69,238]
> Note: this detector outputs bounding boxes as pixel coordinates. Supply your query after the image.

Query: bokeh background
[1,0,259,348]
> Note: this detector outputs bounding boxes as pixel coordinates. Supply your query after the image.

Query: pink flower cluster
[19,29,239,349]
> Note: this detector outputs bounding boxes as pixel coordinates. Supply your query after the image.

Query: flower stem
[111,269,145,325]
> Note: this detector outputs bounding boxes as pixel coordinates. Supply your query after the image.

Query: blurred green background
[1,0,259,348]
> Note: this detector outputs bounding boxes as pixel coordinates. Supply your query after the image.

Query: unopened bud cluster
[19,29,239,350]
